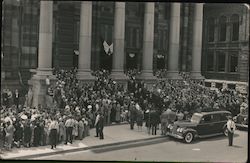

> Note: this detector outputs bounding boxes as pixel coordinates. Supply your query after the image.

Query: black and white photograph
[0,0,249,162]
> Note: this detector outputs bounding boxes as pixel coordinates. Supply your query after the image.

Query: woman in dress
[78,118,84,140]
[5,121,15,150]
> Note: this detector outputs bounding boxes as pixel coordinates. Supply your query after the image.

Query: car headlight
[177,128,184,132]
[168,124,173,129]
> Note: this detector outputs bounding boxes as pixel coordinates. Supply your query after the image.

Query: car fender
[183,128,198,137]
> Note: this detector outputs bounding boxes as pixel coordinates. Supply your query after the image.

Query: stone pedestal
[28,69,56,108]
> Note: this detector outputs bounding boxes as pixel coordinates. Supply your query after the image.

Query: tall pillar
[29,1,55,108]
[77,1,95,81]
[166,3,182,79]
[190,3,204,79]
[110,2,128,82]
[137,2,157,84]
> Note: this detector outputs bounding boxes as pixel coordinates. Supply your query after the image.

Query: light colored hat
[87,105,92,109]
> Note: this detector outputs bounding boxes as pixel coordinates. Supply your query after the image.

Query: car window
[211,114,221,122]
[200,115,212,123]
[221,113,230,121]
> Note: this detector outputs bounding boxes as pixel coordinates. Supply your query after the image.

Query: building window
[231,14,239,41]
[206,51,214,71]
[217,52,226,72]
[219,16,227,42]
[207,18,215,42]
[229,53,238,72]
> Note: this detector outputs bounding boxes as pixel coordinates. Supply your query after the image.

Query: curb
[7,135,166,160]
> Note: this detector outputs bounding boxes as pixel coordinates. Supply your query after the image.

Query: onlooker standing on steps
[65,115,74,145]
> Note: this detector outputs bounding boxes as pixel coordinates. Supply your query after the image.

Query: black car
[166,111,232,143]
[234,113,248,130]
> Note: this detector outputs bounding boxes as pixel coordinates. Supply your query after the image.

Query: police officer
[227,116,236,146]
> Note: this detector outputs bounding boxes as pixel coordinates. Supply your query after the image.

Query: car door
[197,115,214,136]
[210,114,223,134]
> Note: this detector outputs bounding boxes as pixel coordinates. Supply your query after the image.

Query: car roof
[197,111,232,116]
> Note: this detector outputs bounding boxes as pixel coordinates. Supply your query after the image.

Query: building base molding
[165,71,182,80]
[77,69,96,81]
[190,71,205,80]
[136,70,157,89]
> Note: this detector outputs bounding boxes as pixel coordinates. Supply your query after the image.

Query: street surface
[36,129,248,162]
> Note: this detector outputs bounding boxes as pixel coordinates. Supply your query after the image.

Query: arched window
[207,18,215,42]
[231,14,239,41]
[219,16,227,42]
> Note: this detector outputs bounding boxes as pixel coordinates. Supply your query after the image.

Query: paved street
[35,129,248,162]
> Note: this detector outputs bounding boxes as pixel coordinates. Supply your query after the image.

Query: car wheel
[184,132,194,143]
[223,127,228,136]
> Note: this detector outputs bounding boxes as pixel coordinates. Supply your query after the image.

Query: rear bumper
[166,132,184,139]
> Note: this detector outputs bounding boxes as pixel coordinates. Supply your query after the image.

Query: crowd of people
[0,68,248,152]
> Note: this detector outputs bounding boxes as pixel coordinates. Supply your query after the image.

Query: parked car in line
[234,113,248,130]
[166,111,232,143]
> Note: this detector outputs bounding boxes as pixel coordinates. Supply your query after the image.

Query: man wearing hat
[227,116,236,146]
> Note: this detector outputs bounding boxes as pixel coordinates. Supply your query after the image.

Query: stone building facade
[1,1,249,105]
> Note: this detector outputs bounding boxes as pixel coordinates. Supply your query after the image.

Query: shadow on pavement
[91,137,169,154]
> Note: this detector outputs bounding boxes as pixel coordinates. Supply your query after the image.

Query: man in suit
[99,113,105,139]
[129,102,137,130]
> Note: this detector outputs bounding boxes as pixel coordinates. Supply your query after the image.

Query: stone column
[137,2,157,84]
[166,3,182,79]
[110,2,128,82]
[190,3,205,79]
[77,1,95,81]
[29,1,55,108]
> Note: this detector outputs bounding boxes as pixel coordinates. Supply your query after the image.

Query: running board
[198,133,223,138]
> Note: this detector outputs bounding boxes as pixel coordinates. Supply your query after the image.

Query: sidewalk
[1,124,164,160]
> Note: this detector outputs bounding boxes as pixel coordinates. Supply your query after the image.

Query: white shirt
[95,114,100,126]
[46,78,50,85]
[227,119,236,133]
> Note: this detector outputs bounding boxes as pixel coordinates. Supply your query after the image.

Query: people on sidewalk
[95,112,101,137]
[49,117,59,149]
[5,121,15,150]
[98,113,105,140]
[65,115,74,145]
[129,102,137,130]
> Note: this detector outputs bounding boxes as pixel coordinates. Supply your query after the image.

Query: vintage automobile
[234,113,248,130]
[166,111,232,143]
